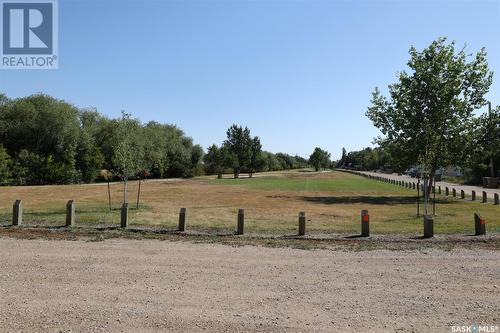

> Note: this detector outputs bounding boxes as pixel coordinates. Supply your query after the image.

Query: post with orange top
[298,212,306,236]
[474,213,486,235]
[361,210,369,237]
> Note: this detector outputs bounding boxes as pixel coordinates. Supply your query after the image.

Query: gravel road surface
[0,238,498,332]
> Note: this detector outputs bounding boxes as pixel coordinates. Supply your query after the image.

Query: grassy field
[0,170,498,237]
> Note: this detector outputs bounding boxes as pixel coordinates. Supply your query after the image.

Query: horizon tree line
[0,93,327,189]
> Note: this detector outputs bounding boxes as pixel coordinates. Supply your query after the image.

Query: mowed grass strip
[0,170,498,235]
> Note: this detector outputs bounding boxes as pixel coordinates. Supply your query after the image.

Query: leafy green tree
[203,144,230,178]
[0,94,81,184]
[76,116,104,183]
[166,135,197,178]
[248,137,263,178]
[0,93,9,106]
[338,147,347,168]
[0,145,12,184]
[309,147,331,171]
[472,104,500,177]
[366,38,493,194]
[261,151,282,171]
[224,124,252,178]
[112,112,144,204]
[142,121,169,178]
[190,144,204,176]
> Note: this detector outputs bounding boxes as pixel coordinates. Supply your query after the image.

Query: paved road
[354,170,500,203]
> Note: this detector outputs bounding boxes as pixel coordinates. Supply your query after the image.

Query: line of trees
[337,147,391,171]
[0,93,204,186]
[203,124,310,178]
[0,94,316,186]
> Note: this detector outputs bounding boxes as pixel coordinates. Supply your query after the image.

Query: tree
[0,94,81,184]
[76,127,104,183]
[112,112,144,204]
[142,121,169,178]
[0,93,9,106]
[0,145,12,184]
[366,38,493,200]
[309,147,331,171]
[339,147,347,168]
[248,136,263,178]
[203,144,229,178]
[190,144,204,176]
[472,104,500,178]
[224,124,252,178]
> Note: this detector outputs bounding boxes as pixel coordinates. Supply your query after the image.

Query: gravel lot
[0,238,498,332]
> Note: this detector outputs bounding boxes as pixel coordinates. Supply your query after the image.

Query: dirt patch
[0,238,498,332]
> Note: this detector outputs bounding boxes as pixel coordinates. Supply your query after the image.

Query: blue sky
[1,0,499,159]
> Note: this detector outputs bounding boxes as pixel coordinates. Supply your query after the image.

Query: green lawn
[0,170,498,236]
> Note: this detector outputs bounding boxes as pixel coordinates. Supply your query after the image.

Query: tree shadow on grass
[300,196,452,205]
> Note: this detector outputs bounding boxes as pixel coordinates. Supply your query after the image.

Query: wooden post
[438,186,441,195]
[495,193,499,205]
[482,191,487,203]
[178,208,186,231]
[361,210,369,237]
[472,191,476,201]
[12,200,22,226]
[474,213,486,235]
[120,203,129,228]
[445,187,449,196]
[298,212,306,236]
[452,189,456,197]
[136,178,142,209]
[461,190,465,199]
[107,180,112,211]
[66,200,75,227]
[423,215,434,238]
[236,209,244,235]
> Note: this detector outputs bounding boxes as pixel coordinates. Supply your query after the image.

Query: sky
[1,0,499,159]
